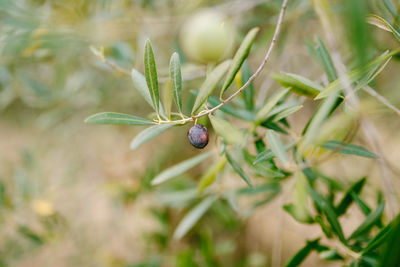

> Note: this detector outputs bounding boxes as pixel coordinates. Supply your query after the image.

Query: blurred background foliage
[1,0,400,266]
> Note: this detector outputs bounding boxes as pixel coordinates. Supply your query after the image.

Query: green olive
[180,11,234,64]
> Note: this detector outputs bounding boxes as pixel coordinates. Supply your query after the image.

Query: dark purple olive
[188,124,209,149]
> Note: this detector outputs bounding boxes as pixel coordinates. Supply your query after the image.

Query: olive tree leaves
[144,39,161,117]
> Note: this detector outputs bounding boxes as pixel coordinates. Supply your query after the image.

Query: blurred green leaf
[170,52,183,114]
[309,187,347,244]
[220,27,259,98]
[271,104,303,122]
[254,88,289,125]
[254,143,294,164]
[272,72,322,97]
[316,49,399,99]
[367,14,400,42]
[349,202,385,240]
[241,61,255,110]
[336,177,366,216]
[351,192,372,215]
[197,155,227,193]
[322,141,378,158]
[363,219,393,254]
[85,112,155,125]
[315,37,338,82]
[209,115,244,145]
[284,172,314,223]
[18,225,43,245]
[173,195,218,239]
[132,69,156,109]
[151,151,213,185]
[130,123,175,150]
[226,152,252,187]
[192,60,231,114]
[286,239,320,267]
[162,79,173,119]
[266,130,289,166]
[144,39,160,115]
[379,214,400,267]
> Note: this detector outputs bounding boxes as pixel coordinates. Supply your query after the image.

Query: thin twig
[363,86,400,117]
[158,0,289,124]
[93,0,289,125]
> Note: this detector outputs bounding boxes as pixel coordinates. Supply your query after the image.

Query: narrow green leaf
[367,14,400,42]
[266,130,289,166]
[209,115,244,145]
[131,69,154,108]
[382,0,397,17]
[85,112,155,126]
[220,27,259,98]
[309,187,347,244]
[226,152,252,187]
[253,143,294,164]
[162,79,173,119]
[272,104,303,122]
[284,171,314,224]
[144,39,160,115]
[378,214,400,267]
[316,49,400,99]
[173,195,218,239]
[299,92,340,154]
[151,151,213,185]
[336,177,366,216]
[351,192,372,215]
[272,72,322,97]
[286,240,320,267]
[322,141,378,158]
[130,123,175,150]
[170,52,183,114]
[349,202,385,239]
[363,219,393,253]
[192,60,231,114]
[241,61,255,110]
[197,156,227,193]
[254,88,289,125]
[315,37,338,82]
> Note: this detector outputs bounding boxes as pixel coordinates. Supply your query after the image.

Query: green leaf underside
[169,52,183,114]
[130,123,175,150]
[266,130,289,165]
[144,39,160,115]
[220,27,259,98]
[272,72,322,97]
[151,151,213,185]
[192,60,231,114]
[322,140,378,158]
[85,112,155,125]
[173,195,218,239]
[226,153,253,187]
[209,115,244,145]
